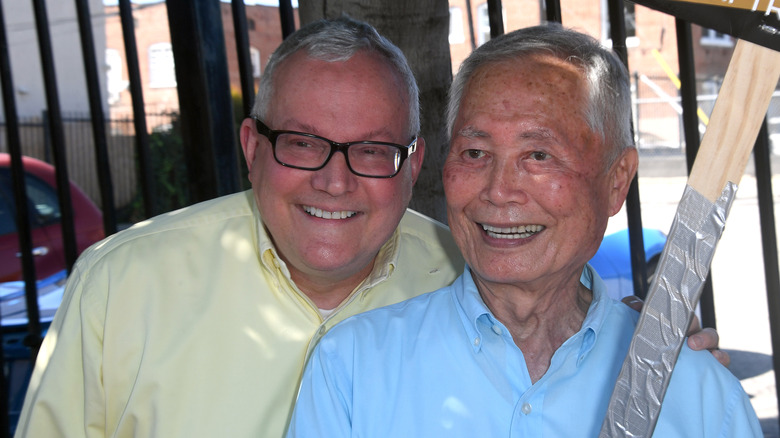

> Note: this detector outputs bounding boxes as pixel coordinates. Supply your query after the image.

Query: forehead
[268,50,411,137]
[464,54,586,114]
[453,54,608,164]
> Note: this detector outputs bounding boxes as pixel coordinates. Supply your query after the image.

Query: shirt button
[473,337,480,346]
[521,403,532,415]
[491,325,502,335]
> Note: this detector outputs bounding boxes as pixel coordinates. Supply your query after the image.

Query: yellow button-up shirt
[15,190,464,438]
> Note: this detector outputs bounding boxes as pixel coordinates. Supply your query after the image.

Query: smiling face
[443,54,636,292]
[240,50,424,294]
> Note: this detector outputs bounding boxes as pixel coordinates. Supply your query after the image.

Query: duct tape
[599,182,737,437]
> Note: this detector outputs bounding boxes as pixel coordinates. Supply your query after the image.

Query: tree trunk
[298,0,453,223]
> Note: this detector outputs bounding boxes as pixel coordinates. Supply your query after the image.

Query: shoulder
[394,209,464,273]
[77,191,255,265]
[397,210,460,256]
[657,346,761,435]
[324,286,454,347]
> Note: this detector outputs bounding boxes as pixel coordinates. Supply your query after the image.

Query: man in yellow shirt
[14,16,721,438]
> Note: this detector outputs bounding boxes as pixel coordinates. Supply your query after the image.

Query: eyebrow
[455,125,557,142]
[455,126,489,139]
[276,119,398,141]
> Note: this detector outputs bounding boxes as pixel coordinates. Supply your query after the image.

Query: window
[477,4,491,46]
[476,3,506,46]
[250,47,261,78]
[700,28,733,47]
[601,0,638,48]
[449,7,465,44]
[248,19,256,31]
[0,169,61,234]
[105,49,127,105]
[148,42,176,88]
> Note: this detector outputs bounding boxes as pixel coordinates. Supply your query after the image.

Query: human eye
[529,151,550,161]
[278,134,327,152]
[464,149,487,160]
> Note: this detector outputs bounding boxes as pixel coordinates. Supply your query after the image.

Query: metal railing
[0,0,777,436]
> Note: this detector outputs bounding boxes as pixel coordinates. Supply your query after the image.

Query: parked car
[589,227,668,300]
[0,153,104,283]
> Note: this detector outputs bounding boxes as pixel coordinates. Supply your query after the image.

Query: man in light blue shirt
[287,24,761,437]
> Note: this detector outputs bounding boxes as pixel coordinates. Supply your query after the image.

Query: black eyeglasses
[254,118,417,178]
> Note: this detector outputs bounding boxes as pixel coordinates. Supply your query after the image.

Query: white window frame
[105,48,127,105]
[449,7,465,44]
[250,47,261,78]
[476,3,506,46]
[700,28,733,47]
[601,0,639,48]
[148,42,176,88]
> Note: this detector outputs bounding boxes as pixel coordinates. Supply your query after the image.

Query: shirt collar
[252,202,401,299]
[453,264,612,360]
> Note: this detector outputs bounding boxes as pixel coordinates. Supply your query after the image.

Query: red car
[0,153,104,283]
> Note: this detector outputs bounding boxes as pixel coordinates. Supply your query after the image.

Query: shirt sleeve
[14,263,107,438]
[287,331,355,437]
[719,378,764,437]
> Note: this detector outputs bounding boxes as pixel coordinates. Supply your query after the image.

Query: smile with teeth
[303,205,357,220]
[482,224,544,239]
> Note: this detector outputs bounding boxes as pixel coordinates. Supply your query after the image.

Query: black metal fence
[0,112,179,212]
[0,0,778,436]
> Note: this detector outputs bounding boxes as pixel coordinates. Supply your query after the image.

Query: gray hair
[446,24,634,165]
[251,16,420,137]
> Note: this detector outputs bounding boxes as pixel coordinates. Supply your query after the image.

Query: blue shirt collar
[453,264,613,362]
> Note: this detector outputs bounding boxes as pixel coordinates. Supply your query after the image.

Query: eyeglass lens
[274,133,403,177]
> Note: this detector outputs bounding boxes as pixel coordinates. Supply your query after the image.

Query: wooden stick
[689,40,780,201]
[601,38,780,437]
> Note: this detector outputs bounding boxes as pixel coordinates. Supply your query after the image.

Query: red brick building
[105,1,735,147]
[104,1,297,122]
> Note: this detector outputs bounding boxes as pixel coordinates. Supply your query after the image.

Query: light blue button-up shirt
[288,265,761,437]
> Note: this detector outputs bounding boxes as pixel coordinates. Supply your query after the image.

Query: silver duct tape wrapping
[600,182,737,437]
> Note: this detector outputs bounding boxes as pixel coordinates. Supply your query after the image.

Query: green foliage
[116,114,190,223]
[147,117,190,215]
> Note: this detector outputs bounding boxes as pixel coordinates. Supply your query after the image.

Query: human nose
[310,150,358,195]
[483,159,528,205]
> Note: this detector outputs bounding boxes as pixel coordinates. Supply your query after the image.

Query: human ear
[409,136,426,185]
[239,118,260,172]
[608,147,638,216]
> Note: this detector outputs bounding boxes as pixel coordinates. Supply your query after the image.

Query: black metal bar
[753,119,780,434]
[166,0,239,202]
[465,0,476,50]
[486,0,505,38]
[279,0,296,39]
[544,0,562,23]
[0,2,29,435]
[231,0,255,118]
[607,0,648,299]
[74,0,117,236]
[118,0,155,218]
[675,19,717,329]
[31,0,78,274]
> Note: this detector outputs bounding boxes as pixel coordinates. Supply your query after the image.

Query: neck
[289,259,376,311]
[476,271,592,383]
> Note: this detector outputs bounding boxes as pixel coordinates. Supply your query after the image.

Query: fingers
[687,327,719,350]
[710,349,731,368]
[686,327,730,367]
[621,295,643,312]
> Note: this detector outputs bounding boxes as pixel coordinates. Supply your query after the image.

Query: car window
[24,174,61,226]
[0,183,14,235]
[0,168,61,232]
